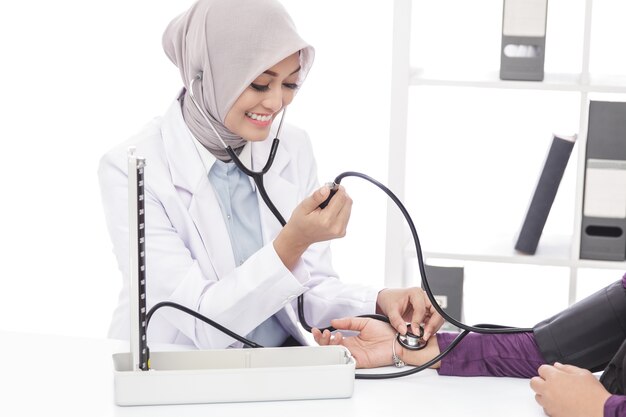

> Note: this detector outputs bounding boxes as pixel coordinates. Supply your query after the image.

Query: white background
[0,0,392,338]
[1,0,624,339]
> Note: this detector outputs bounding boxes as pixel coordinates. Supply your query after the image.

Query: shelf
[404,231,626,270]
[405,232,574,268]
[387,0,626,306]
[575,259,626,270]
[410,68,626,94]
[588,74,626,94]
[419,252,626,270]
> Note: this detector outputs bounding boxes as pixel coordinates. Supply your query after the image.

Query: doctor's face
[225,52,301,142]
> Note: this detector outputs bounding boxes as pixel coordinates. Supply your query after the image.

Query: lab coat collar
[160,99,206,194]
[247,124,298,242]
[160,98,297,276]
[160,99,235,276]
[161,98,290,194]
[191,132,253,177]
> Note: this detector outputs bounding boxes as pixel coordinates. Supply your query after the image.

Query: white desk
[1,331,545,417]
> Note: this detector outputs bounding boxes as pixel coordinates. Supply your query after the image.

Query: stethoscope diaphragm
[397,324,427,350]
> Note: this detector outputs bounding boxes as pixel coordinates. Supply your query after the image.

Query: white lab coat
[99,100,378,348]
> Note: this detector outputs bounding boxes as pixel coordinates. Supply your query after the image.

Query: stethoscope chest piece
[397,324,427,350]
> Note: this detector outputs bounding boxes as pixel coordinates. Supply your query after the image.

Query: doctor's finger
[387,310,408,335]
[332,197,353,234]
[320,186,349,214]
[336,189,353,213]
[423,311,445,341]
[408,292,427,334]
[300,185,333,214]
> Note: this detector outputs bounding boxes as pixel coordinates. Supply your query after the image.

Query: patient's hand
[313,317,442,370]
[530,363,611,417]
[313,317,399,368]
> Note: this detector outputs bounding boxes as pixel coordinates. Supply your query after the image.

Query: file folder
[580,101,626,261]
[500,0,548,81]
[424,265,464,331]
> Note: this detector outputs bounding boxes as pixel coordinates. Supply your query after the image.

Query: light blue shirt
[199,143,290,348]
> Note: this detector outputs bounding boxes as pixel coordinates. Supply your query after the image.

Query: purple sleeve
[434,273,626,378]
[603,274,626,417]
[605,395,626,417]
[436,331,546,378]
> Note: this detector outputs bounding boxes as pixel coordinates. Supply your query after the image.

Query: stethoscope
[188,74,289,226]
[147,73,533,379]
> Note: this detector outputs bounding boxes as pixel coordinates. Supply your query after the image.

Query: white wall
[5,0,623,340]
[0,1,392,338]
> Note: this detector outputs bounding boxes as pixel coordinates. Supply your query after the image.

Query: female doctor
[98,0,444,349]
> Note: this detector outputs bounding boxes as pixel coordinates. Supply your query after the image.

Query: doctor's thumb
[301,186,331,212]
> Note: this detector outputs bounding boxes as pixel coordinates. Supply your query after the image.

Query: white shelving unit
[385,0,626,311]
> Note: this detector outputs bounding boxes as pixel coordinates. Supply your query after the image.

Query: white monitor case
[115,149,356,406]
[113,345,356,406]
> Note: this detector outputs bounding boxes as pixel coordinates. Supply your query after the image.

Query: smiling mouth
[245,111,272,122]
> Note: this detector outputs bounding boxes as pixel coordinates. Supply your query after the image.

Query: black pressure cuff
[533,279,626,372]
[600,337,626,394]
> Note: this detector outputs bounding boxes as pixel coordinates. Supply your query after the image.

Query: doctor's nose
[262,89,284,113]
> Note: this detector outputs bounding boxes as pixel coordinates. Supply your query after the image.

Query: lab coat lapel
[188,177,237,278]
[251,141,299,244]
[161,100,236,278]
[250,139,305,342]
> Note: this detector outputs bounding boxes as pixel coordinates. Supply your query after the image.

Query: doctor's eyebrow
[263,66,301,77]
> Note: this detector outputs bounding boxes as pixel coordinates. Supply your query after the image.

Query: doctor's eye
[283,83,299,90]
[250,83,270,92]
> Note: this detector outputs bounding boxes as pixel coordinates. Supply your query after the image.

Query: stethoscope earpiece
[397,324,427,351]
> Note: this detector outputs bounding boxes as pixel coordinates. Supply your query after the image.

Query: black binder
[580,101,626,261]
[423,264,464,331]
[515,134,576,254]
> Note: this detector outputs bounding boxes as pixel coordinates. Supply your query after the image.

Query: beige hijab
[162,0,315,161]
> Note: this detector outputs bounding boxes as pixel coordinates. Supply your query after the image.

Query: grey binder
[515,134,576,254]
[423,265,464,331]
[580,101,626,261]
[499,0,548,81]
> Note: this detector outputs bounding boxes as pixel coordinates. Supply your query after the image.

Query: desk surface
[1,331,545,417]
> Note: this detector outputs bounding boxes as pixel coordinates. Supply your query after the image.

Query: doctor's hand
[376,287,444,339]
[313,317,441,369]
[274,184,352,270]
[530,363,611,417]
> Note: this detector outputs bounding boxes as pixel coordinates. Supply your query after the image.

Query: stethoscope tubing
[149,79,534,379]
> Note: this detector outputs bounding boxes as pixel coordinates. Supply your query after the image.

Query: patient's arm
[314,317,545,378]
